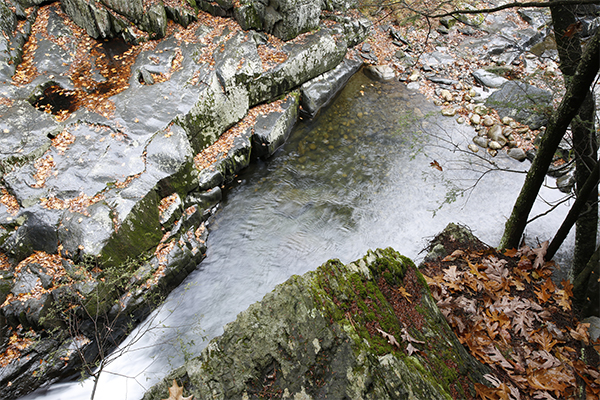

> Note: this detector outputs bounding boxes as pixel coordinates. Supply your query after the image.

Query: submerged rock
[143,248,490,400]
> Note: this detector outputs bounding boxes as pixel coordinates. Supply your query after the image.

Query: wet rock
[439,89,453,102]
[164,2,198,27]
[342,18,372,48]
[488,140,503,150]
[458,26,476,35]
[428,76,457,85]
[231,0,321,40]
[482,116,495,127]
[252,92,300,159]
[406,82,420,90]
[185,187,222,212]
[389,27,409,45]
[0,4,36,82]
[60,0,131,40]
[436,25,450,35]
[420,51,455,67]
[0,2,16,40]
[439,16,456,29]
[61,0,170,40]
[518,8,551,30]
[247,28,348,106]
[556,170,575,193]
[1,207,60,262]
[501,116,514,125]
[441,107,456,116]
[473,136,488,148]
[300,57,362,119]
[468,143,479,152]
[486,81,552,130]
[487,124,505,143]
[365,64,395,81]
[143,248,490,400]
[472,69,508,88]
[581,16,600,38]
[0,100,58,176]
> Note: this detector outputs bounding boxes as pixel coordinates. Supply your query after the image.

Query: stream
[23,70,574,400]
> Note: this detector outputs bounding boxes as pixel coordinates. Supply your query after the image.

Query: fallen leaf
[162,380,193,400]
[569,322,590,345]
[375,328,401,348]
[397,286,412,303]
[532,241,549,270]
[430,160,443,171]
[563,21,582,38]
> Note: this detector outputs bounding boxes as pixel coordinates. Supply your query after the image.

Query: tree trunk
[551,1,599,278]
[499,28,600,250]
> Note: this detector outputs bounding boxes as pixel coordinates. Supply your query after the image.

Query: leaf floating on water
[162,380,194,400]
[430,160,443,171]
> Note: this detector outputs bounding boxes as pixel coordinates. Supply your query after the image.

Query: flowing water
[24,70,574,400]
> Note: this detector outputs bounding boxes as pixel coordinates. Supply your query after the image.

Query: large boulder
[232,0,321,40]
[485,81,553,130]
[60,0,168,40]
[143,248,490,400]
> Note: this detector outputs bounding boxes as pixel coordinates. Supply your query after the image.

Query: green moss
[100,190,162,268]
[306,248,486,399]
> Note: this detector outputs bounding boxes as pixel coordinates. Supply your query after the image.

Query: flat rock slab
[300,56,362,118]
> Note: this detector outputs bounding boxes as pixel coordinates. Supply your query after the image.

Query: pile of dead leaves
[421,240,600,399]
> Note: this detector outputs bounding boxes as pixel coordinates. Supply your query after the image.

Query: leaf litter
[421,237,600,399]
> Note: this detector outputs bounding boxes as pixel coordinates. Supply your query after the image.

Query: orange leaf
[560,279,573,298]
[397,286,412,303]
[531,329,558,351]
[503,248,518,257]
[442,249,465,262]
[564,21,583,38]
[430,160,443,171]
[569,322,590,345]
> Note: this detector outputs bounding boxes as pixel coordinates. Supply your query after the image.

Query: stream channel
[24,69,574,400]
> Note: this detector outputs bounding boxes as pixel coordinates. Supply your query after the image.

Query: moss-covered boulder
[143,248,490,400]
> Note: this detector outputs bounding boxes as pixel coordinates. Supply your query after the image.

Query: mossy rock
[143,248,490,400]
